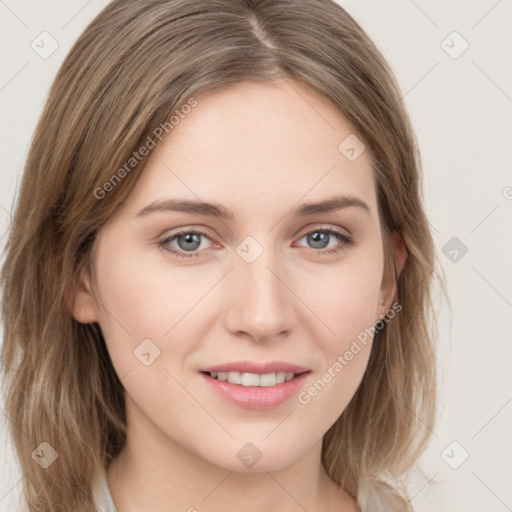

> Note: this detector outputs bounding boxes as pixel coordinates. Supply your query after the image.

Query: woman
[0,1,442,510]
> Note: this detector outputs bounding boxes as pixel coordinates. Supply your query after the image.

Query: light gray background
[1,1,511,511]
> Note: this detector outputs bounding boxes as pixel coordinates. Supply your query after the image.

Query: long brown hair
[1,1,444,510]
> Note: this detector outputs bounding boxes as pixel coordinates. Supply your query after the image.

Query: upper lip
[199,361,310,374]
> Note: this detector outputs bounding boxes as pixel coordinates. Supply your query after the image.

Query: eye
[157,226,354,260]
[295,227,354,256]
[157,229,212,259]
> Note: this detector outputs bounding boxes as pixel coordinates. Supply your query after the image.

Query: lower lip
[200,372,310,410]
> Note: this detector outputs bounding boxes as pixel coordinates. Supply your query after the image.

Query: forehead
[120,80,377,221]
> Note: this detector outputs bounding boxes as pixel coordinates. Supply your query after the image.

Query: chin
[199,436,308,474]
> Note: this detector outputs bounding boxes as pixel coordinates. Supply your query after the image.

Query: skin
[73,79,406,512]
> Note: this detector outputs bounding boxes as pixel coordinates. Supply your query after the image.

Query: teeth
[227,371,242,384]
[209,371,297,386]
[241,372,260,386]
[259,373,276,386]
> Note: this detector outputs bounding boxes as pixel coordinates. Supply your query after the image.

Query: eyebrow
[135,194,371,220]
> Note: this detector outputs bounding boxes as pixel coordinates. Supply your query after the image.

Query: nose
[223,245,295,343]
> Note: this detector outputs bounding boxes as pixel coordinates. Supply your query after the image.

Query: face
[73,80,401,473]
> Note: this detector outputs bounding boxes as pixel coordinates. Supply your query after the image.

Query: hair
[1,0,446,510]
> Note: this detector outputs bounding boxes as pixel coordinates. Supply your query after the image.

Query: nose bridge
[225,236,294,340]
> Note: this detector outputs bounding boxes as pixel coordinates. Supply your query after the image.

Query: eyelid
[156,225,218,245]
[295,222,353,239]
[157,223,354,259]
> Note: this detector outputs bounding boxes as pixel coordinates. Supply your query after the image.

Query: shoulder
[357,477,413,512]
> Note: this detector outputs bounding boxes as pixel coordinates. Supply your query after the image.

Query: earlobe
[70,267,99,324]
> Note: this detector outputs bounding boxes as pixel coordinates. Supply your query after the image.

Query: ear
[376,230,407,320]
[70,265,100,324]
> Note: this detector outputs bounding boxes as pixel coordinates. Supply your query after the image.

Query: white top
[94,469,117,512]
[93,468,411,512]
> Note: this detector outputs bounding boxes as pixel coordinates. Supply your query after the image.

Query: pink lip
[199,360,309,374]
[199,361,311,410]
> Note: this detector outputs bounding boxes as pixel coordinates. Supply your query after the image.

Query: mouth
[200,370,306,387]
[198,362,311,409]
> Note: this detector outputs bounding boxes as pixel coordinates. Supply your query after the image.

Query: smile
[199,365,311,409]
[206,371,297,387]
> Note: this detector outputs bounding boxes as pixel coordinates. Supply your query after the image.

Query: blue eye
[158,230,211,259]
[296,228,353,254]
[157,227,354,259]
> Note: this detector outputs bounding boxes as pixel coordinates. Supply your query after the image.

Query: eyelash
[157,227,354,260]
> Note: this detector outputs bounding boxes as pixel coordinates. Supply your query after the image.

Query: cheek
[91,241,203,427]
[294,278,381,437]
[93,236,202,338]
[291,255,382,421]
[92,236,219,384]
[299,252,384,348]
[324,279,381,343]
[295,342,372,443]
